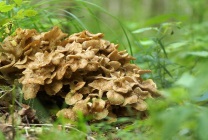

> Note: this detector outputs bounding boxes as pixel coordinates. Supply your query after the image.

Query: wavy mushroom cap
[0,26,158,121]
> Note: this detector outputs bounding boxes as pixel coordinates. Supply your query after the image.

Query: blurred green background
[1,0,208,139]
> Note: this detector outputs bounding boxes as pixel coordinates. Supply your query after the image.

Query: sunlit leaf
[132,27,158,34]
[14,9,25,19]
[0,2,14,12]
[160,22,182,28]
[15,9,38,19]
[0,18,10,26]
[175,73,195,88]
[166,41,188,52]
[14,0,22,6]
[186,51,208,57]
[23,9,38,17]
[139,40,155,46]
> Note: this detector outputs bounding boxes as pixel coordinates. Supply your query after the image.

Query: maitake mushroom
[0,26,159,121]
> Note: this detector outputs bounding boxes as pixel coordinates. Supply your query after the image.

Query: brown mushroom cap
[93,109,109,120]
[65,93,83,105]
[91,98,106,112]
[56,109,77,121]
[89,79,113,92]
[72,98,90,115]
[122,95,138,106]
[44,80,63,95]
[131,99,148,111]
[106,90,125,105]
[22,83,40,100]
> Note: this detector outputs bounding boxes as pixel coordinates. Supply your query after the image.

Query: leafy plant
[0,0,37,41]
[132,22,182,88]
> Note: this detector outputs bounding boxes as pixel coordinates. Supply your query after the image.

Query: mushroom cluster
[0,27,158,121]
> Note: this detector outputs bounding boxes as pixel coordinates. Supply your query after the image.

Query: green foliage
[133,22,182,88]
[38,128,86,140]
[0,132,5,140]
[0,0,37,41]
[14,0,22,6]
[0,1,14,12]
